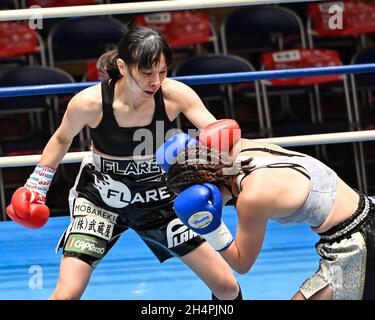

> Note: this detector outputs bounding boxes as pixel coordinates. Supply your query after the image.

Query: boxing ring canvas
[0,205,324,300]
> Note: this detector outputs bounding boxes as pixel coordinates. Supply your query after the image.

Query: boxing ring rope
[1,64,375,98]
[0,0,317,21]
[1,63,374,216]
[0,130,374,168]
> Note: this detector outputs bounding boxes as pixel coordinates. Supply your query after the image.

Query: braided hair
[167,144,255,198]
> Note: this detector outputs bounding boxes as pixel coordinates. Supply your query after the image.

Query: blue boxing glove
[174,183,233,251]
[155,133,198,172]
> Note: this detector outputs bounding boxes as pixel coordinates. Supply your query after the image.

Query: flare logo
[93,174,131,208]
[166,218,197,248]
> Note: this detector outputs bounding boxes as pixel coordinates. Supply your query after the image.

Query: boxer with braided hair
[157,134,375,300]
[167,144,254,202]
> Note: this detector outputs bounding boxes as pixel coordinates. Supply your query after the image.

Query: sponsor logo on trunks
[101,158,162,176]
[70,215,114,241]
[65,234,106,259]
[92,174,172,208]
[188,211,213,229]
[166,218,198,248]
[73,197,119,223]
[93,174,132,208]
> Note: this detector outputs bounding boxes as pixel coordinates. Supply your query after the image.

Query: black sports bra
[90,80,176,157]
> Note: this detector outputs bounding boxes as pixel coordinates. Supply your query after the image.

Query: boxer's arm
[40,87,100,168]
[220,192,269,274]
[163,79,217,129]
[7,86,100,228]
[163,79,241,150]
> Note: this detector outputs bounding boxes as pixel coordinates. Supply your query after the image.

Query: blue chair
[221,5,308,131]
[173,54,263,134]
[221,5,306,60]
[47,16,123,68]
[0,0,18,8]
[0,66,75,139]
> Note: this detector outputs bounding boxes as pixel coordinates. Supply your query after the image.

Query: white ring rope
[1,130,374,168]
[0,0,317,21]
[254,130,375,147]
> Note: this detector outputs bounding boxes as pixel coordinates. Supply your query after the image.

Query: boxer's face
[119,54,168,98]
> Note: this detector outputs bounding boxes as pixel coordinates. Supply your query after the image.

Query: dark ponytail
[97,49,120,81]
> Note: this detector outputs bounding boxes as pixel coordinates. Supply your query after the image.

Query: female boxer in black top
[7,25,241,300]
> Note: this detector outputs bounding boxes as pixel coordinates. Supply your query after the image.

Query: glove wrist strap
[25,163,56,201]
[203,221,233,251]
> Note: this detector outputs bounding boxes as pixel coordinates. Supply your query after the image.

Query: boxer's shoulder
[162,78,200,102]
[67,84,102,124]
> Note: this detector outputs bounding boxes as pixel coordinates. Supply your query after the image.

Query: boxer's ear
[116,58,127,77]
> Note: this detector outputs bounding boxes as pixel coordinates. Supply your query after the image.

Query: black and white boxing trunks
[300,192,375,299]
[56,152,205,267]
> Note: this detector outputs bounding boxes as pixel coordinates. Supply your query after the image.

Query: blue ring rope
[0,63,374,98]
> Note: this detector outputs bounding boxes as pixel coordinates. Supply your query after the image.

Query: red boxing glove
[199,119,241,152]
[6,187,50,229]
[6,163,56,229]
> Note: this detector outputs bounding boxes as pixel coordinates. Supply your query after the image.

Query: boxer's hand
[199,119,241,152]
[155,133,198,172]
[174,183,233,251]
[6,163,55,229]
[6,187,50,229]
